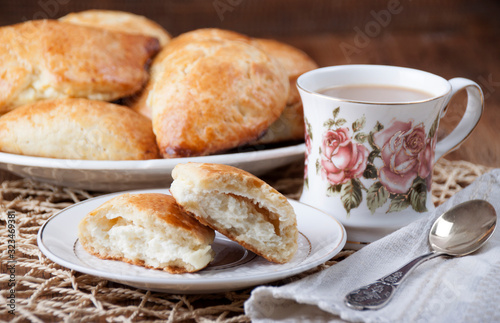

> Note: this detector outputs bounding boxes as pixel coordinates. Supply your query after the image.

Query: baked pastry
[145,38,289,157]
[168,31,318,145]
[170,163,298,264]
[0,20,159,114]
[59,10,171,47]
[0,98,160,160]
[78,193,215,273]
[130,28,252,120]
[131,29,317,146]
[251,38,318,144]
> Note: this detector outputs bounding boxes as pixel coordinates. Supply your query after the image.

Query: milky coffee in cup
[318,84,433,103]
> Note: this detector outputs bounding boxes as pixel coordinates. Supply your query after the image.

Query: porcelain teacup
[297,65,483,249]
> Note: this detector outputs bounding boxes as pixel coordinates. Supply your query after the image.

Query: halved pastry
[170,162,298,264]
[78,193,215,273]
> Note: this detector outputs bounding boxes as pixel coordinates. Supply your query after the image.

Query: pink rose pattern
[320,128,368,185]
[304,107,438,215]
[373,121,431,194]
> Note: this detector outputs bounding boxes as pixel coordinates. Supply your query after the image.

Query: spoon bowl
[429,199,497,256]
[345,199,497,310]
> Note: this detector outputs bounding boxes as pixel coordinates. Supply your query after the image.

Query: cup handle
[434,78,484,161]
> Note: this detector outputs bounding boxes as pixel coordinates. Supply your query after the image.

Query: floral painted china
[298,65,483,248]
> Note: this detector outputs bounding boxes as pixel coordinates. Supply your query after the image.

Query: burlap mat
[0,159,492,322]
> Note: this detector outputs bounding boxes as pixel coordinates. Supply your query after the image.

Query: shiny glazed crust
[0,98,160,160]
[59,10,171,46]
[0,20,160,113]
[78,193,215,273]
[148,39,289,157]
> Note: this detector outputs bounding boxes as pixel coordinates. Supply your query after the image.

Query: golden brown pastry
[130,28,252,120]
[251,38,318,144]
[0,20,160,114]
[0,98,159,160]
[131,29,318,146]
[59,10,171,47]
[146,39,289,157]
[170,163,298,264]
[78,193,215,273]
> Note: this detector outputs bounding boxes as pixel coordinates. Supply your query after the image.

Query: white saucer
[37,188,346,294]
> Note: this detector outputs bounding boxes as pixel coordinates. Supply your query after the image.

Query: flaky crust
[148,39,289,157]
[0,20,160,114]
[251,38,318,144]
[0,98,160,160]
[79,193,215,273]
[59,10,171,47]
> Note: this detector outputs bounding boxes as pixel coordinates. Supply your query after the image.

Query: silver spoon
[345,199,497,310]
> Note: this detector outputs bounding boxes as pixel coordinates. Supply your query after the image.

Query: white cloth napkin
[245,169,500,323]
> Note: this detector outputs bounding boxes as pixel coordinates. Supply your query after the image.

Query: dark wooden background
[1,0,499,167]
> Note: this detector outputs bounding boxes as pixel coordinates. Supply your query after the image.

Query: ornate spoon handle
[344,252,442,310]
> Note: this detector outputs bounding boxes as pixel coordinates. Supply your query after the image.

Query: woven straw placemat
[0,159,492,322]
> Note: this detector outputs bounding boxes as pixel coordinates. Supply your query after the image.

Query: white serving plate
[37,188,346,294]
[0,143,305,191]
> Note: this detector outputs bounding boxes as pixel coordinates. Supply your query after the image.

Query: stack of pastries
[0,10,318,160]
